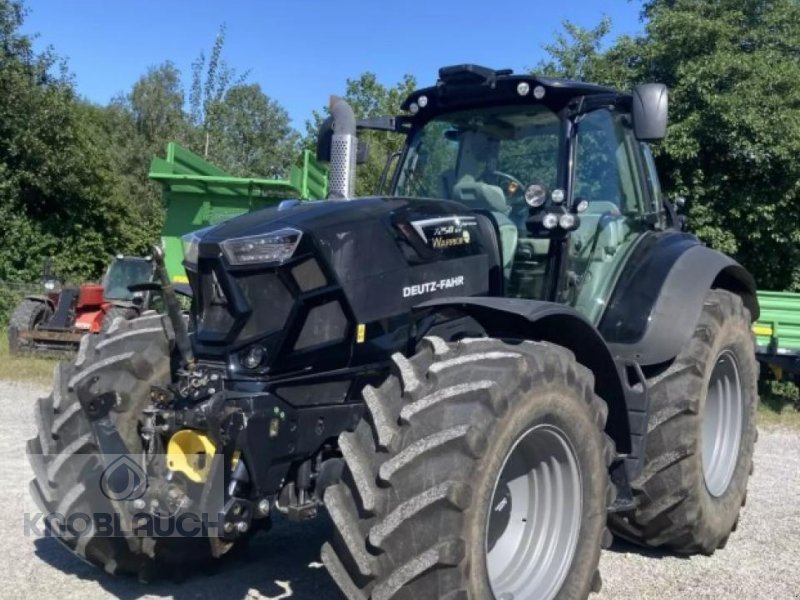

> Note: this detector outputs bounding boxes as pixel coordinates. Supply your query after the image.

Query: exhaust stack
[327,96,357,200]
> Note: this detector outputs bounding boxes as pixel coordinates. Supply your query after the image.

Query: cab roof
[401,64,629,119]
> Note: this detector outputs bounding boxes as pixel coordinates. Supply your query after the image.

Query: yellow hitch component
[167,430,216,483]
[752,324,773,337]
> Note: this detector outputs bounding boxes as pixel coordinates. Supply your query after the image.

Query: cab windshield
[395,104,561,209]
[103,258,154,301]
[394,105,563,299]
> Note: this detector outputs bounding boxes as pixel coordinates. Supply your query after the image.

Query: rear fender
[415,297,633,453]
[599,235,759,365]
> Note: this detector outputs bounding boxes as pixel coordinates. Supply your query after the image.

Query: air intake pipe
[326,96,357,200]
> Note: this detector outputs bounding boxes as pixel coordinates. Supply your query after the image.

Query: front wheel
[8,298,52,354]
[322,337,615,600]
[26,313,215,578]
[100,305,139,332]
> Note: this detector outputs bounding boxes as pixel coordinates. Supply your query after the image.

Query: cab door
[562,107,653,323]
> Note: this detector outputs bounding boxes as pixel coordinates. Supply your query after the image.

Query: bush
[759,373,800,413]
[0,281,39,327]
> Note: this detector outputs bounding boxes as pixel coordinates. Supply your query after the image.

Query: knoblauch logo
[23,453,229,538]
[99,455,146,502]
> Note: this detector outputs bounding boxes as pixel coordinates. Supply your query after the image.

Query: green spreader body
[754,290,800,380]
[149,143,328,283]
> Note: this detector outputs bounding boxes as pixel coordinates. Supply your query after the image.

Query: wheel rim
[702,349,744,497]
[485,424,582,600]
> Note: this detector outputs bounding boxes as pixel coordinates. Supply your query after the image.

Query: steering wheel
[491,171,525,199]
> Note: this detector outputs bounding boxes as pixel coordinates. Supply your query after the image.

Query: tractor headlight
[542,213,559,230]
[241,344,267,369]
[559,213,578,230]
[525,184,547,208]
[221,228,303,266]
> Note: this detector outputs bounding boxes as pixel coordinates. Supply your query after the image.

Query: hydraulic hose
[151,245,196,368]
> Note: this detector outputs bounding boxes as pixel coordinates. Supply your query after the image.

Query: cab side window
[573,110,644,215]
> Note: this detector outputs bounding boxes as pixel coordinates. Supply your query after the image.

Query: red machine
[71,284,107,333]
[7,256,155,354]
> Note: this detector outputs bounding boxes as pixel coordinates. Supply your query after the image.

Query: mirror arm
[356,115,411,133]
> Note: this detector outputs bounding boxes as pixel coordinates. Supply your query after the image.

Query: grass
[757,405,800,428]
[0,331,60,387]
[758,388,800,429]
[0,329,798,428]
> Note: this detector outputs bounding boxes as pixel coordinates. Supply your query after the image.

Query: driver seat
[453,175,518,277]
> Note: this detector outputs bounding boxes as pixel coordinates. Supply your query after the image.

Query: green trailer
[149,142,328,283]
[754,290,800,383]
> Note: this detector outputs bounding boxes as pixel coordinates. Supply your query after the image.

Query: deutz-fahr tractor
[28,65,759,600]
[9,255,156,354]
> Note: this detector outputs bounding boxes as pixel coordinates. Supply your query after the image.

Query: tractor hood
[195,196,493,269]
[185,196,498,367]
[200,197,400,243]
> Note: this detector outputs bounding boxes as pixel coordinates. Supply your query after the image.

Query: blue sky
[24,0,643,130]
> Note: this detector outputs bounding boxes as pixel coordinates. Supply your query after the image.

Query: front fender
[415,296,632,453]
[24,294,55,311]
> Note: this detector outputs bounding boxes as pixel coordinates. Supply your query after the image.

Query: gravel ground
[2,379,798,599]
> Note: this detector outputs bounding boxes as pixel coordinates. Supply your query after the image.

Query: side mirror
[632,83,668,141]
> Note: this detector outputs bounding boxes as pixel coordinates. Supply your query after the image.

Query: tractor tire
[8,298,52,354]
[26,313,213,579]
[100,305,139,332]
[322,337,615,600]
[609,290,758,554]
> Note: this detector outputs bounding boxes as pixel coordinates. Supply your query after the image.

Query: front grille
[237,272,293,339]
[198,269,235,334]
[292,258,327,292]
[191,248,352,371]
[294,301,347,350]
[196,264,293,344]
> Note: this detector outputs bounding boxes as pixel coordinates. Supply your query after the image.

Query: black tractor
[28,65,759,600]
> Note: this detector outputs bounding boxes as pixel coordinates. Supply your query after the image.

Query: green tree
[537,17,613,80]
[635,0,800,290]
[128,62,186,146]
[102,62,194,253]
[305,72,417,195]
[209,83,299,178]
[0,0,138,282]
[540,2,800,291]
[189,24,247,160]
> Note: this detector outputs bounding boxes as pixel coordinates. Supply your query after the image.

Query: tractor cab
[365,65,670,323]
[101,255,156,303]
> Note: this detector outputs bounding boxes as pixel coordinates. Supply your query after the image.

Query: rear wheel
[322,337,615,600]
[8,298,52,354]
[609,290,758,554]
